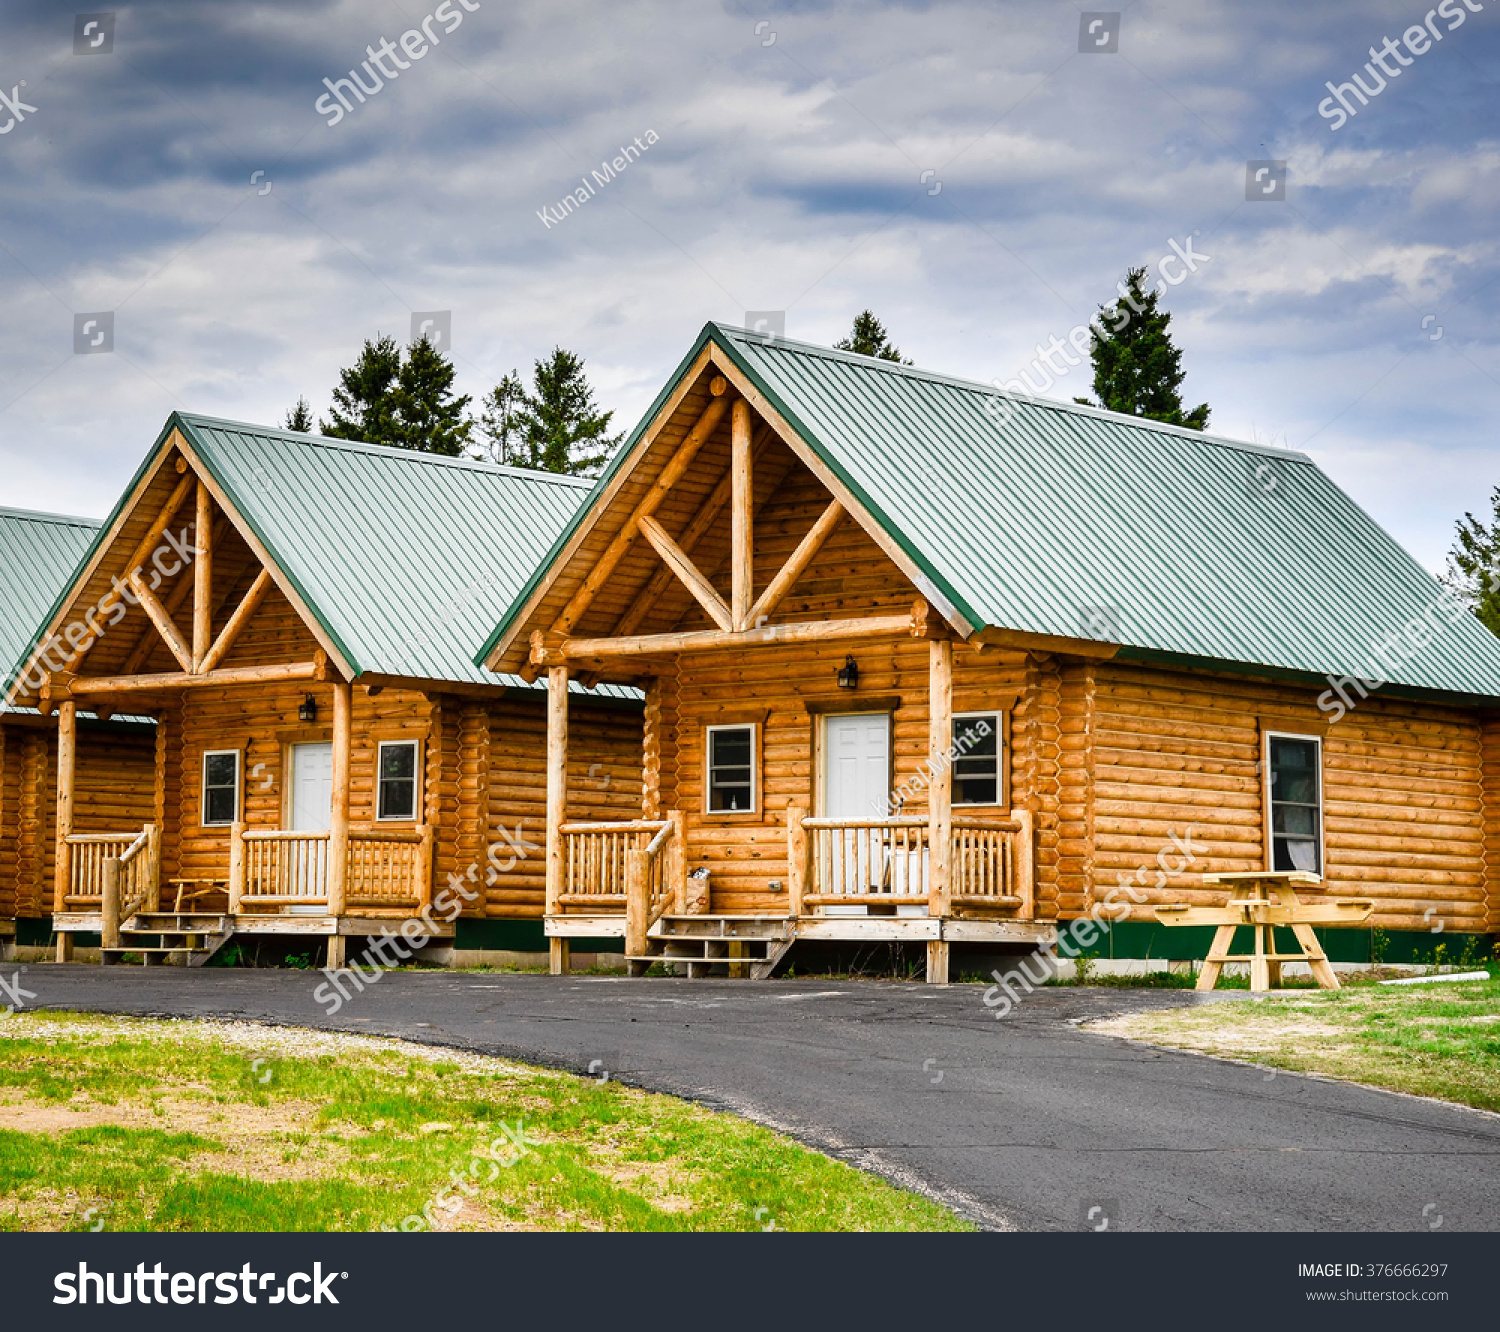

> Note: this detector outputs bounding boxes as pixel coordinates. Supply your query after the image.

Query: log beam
[199,568,272,674]
[745,498,843,629]
[192,480,213,669]
[543,605,924,663]
[730,397,753,629]
[637,515,733,632]
[127,570,193,673]
[68,660,323,695]
[550,393,730,637]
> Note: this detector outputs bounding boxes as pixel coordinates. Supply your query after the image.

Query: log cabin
[479,323,1500,983]
[1,507,157,956]
[4,416,642,966]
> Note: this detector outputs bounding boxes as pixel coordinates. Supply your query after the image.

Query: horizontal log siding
[1093,662,1490,931]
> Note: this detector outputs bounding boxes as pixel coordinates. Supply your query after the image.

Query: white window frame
[705,723,759,816]
[201,749,242,827]
[375,739,421,822]
[1263,730,1324,875]
[952,710,1006,808]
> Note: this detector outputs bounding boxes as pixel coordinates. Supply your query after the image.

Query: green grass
[0,1012,968,1233]
[1092,974,1500,1112]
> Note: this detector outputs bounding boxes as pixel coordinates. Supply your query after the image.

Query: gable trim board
[480,323,1500,711]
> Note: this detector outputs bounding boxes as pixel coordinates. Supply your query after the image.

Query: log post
[786,805,808,919]
[667,808,687,915]
[731,397,753,629]
[625,848,650,957]
[53,700,76,917]
[327,682,351,918]
[228,822,246,915]
[145,823,162,913]
[192,478,212,671]
[546,665,570,975]
[417,824,434,911]
[927,638,953,985]
[1012,807,1035,920]
[101,858,122,952]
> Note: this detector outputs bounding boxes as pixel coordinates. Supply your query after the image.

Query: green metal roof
[164,414,640,695]
[1,507,101,711]
[482,322,1500,704]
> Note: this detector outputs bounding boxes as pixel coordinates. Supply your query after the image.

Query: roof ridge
[174,413,597,489]
[710,322,1311,464]
[0,505,102,527]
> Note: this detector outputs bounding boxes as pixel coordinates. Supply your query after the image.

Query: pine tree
[835,310,911,363]
[474,373,534,469]
[284,397,313,432]
[393,337,472,457]
[476,349,622,476]
[321,336,471,455]
[322,335,402,444]
[1447,494,1500,638]
[1077,268,1209,430]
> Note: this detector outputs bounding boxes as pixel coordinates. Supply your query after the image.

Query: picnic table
[1155,871,1374,992]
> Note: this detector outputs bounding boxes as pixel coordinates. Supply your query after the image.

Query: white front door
[823,713,892,915]
[288,742,333,908]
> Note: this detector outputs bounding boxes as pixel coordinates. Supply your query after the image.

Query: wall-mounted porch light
[837,654,859,690]
[298,695,318,723]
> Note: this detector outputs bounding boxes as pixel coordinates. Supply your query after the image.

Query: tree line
[284,338,624,476]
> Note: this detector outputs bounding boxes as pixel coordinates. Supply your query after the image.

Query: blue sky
[1,0,1496,572]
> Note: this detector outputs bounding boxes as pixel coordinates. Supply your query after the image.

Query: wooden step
[652,915,792,941]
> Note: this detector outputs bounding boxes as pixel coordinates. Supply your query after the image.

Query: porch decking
[548,809,1054,979]
[52,822,445,964]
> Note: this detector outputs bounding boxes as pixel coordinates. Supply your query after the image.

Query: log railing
[558,818,668,909]
[800,816,931,911]
[64,825,159,913]
[230,828,330,912]
[787,809,1035,919]
[346,826,434,911]
[624,816,682,955]
[951,810,1034,918]
[229,824,433,915]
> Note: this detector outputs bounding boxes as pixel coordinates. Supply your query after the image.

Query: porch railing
[228,824,434,915]
[624,817,682,956]
[557,818,668,910]
[63,825,160,913]
[231,828,330,912]
[346,826,434,911]
[788,809,1035,919]
[800,816,931,912]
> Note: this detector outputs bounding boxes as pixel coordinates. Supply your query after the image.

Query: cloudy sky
[1,0,1496,571]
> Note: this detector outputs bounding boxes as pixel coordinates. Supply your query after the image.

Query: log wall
[0,717,156,917]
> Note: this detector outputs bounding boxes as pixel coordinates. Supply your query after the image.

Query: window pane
[380,744,416,782]
[953,714,1000,806]
[204,752,237,787]
[708,727,754,811]
[205,784,236,825]
[1269,736,1320,873]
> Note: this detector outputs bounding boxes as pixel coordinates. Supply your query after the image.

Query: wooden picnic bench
[1155,871,1374,992]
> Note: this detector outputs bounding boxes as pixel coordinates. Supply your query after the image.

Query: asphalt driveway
[5,964,1498,1231]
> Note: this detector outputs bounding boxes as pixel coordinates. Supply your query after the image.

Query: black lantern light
[298,695,318,723]
[837,654,859,690]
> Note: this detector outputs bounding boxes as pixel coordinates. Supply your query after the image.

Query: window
[706,724,757,814]
[1267,733,1322,873]
[377,740,419,821]
[953,711,1004,806]
[201,750,241,826]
